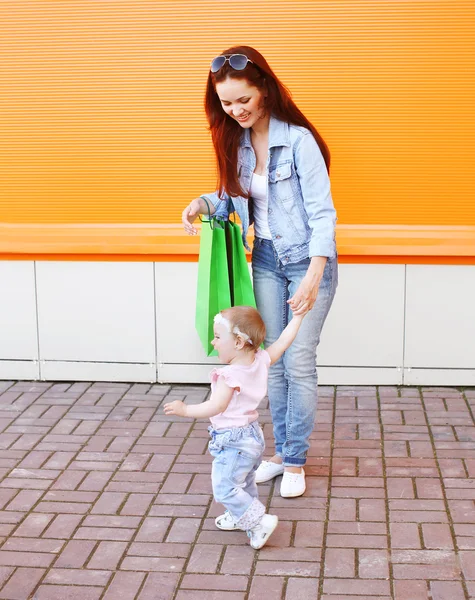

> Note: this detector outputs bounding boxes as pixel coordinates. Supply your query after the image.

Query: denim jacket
[202,114,337,264]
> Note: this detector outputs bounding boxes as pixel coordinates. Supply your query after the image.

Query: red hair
[204,45,331,199]
[221,306,266,351]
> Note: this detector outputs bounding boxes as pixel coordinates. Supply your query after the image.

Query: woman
[182,46,338,498]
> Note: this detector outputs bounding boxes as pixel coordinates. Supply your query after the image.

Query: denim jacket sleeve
[200,191,231,220]
[294,132,337,259]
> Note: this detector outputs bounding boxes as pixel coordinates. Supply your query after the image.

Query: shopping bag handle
[199,196,220,230]
[198,196,234,229]
[199,196,213,222]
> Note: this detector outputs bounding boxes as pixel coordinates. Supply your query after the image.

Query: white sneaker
[247,513,279,549]
[255,460,285,483]
[280,469,306,498]
[215,511,239,531]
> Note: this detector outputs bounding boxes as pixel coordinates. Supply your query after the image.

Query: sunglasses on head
[210,54,253,73]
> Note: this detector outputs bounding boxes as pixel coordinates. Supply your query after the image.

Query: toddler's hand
[163,400,188,417]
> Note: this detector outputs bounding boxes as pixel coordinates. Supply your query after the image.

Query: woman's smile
[236,113,250,122]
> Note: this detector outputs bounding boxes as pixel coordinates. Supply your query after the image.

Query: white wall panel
[0,261,38,360]
[156,263,406,376]
[318,264,405,368]
[41,361,155,383]
[0,360,39,380]
[158,364,402,386]
[36,261,156,363]
[1,260,473,385]
[405,265,475,369]
[155,262,220,367]
[404,368,475,386]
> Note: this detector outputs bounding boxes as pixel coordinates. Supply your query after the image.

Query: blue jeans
[208,421,266,530]
[252,237,338,467]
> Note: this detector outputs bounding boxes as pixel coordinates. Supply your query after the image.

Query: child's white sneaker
[280,468,306,498]
[215,511,239,531]
[247,513,278,549]
[255,460,285,483]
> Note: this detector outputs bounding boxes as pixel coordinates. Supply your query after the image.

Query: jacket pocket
[269,161,293,201]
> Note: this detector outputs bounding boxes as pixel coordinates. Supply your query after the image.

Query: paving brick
[0,567,45,600]
[421,523,454,549]
[35,585,103,600]
[78,471,113,492]
[43,567,112,586]
[293,521,324,547]
[0,381,474,596]
[54,539,96,568]
[247,575,283,599]
[0,567,14,588]
[430,581,466,600]
[90,492,126,515]
[5,490,43,512]
[42,514,83,539]
[187,544,222,573]
[359,499,387,522]
[283,577,318,599]
[390,522,421,549]
[2,538,63,553]
[166,518,201,543]
[220,545,254,575]
[0,551,54,568]
[74,527,135,541]
[120,556,186,572]
[87,541,128,570]
[460,550,475,579]
[83,515,141,528]
[394,580,429,600]
[329,498,356,521]
[257,547,320,562]
[327,534,388,549]
[324,547,354,577]
[254,561,319,577]
[160,473,193,494]
[128,542,190,558]
[120,493,154,516]
[323,578,390,595]
[135,517,171,542]
[13,513,54,537]
[102,571,146,599]
[137,572,179,599]
[358,549,389,579]
[175,592,245,600]
[181,574,248,591]
[35,501,92,514]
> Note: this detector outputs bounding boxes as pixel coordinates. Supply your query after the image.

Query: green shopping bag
[227,220,257,308]
[195,218,232,356]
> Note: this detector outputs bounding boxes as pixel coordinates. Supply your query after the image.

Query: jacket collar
[240,114,291,149]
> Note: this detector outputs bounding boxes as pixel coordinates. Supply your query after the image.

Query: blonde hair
[220,306,266,351]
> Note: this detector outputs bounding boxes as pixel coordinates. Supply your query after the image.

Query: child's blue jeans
[208,420,266,530]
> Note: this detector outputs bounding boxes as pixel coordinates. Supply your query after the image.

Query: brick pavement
[0,381,474,599]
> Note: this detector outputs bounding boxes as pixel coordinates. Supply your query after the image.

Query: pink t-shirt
[209,349,271,430]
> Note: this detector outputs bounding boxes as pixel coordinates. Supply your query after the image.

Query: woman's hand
[163,400,188,417]
[181,198,203,235]
[287,256,327,316]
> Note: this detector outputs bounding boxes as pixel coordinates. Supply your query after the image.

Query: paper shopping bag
[195,218,232,356]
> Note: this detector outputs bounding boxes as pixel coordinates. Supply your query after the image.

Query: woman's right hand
[182,198,203,236]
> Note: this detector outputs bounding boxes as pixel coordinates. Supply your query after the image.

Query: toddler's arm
[163,376,234,419]
[266,314,305,365]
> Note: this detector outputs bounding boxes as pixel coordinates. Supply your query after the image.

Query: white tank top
[249,172,272,240]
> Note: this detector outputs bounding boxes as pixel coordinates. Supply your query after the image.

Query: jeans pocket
[230,449,260,486]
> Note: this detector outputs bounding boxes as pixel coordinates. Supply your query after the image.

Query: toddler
[164,305,304,549]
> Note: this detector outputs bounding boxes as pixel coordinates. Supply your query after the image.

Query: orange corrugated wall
[0,0,474,226]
